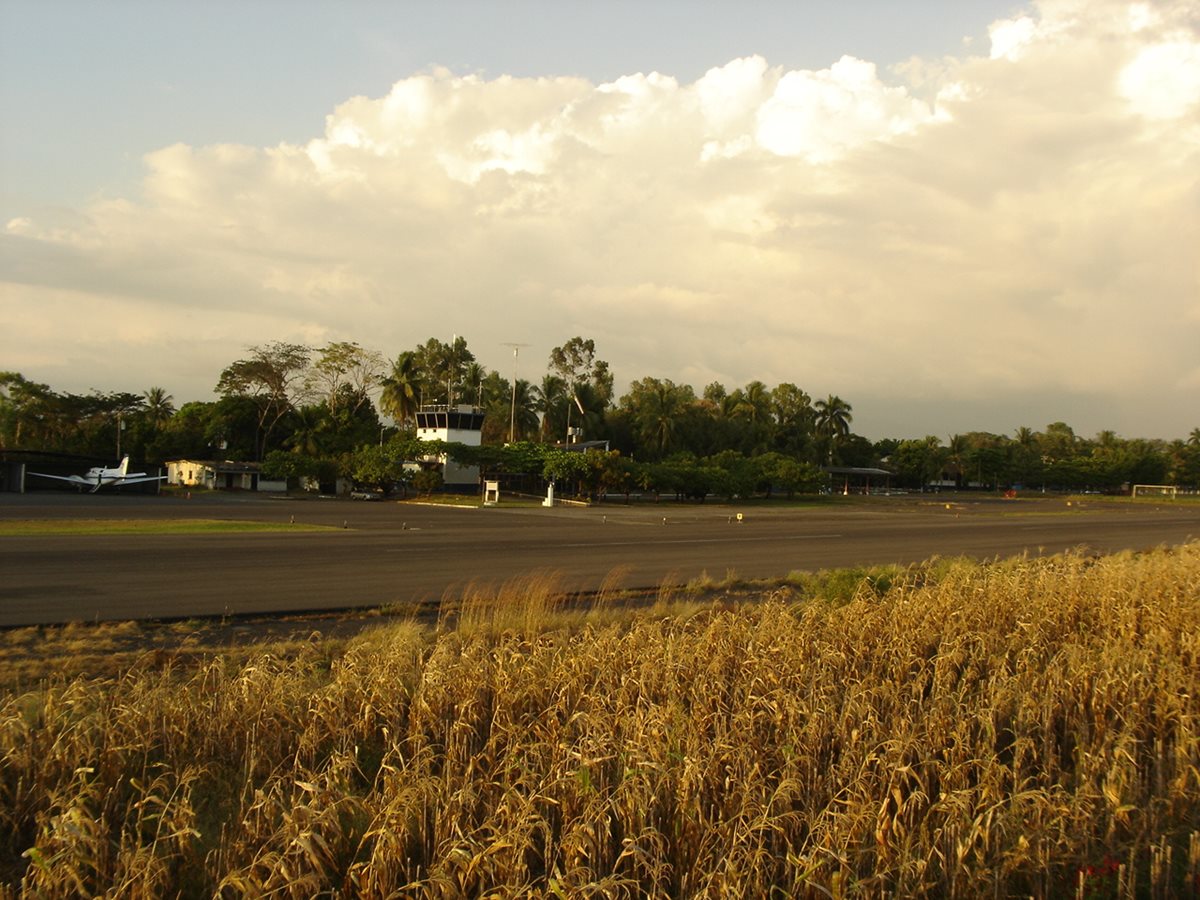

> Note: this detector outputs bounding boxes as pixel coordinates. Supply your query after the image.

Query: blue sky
[2,1,1016,214]
[2,1,1198,440]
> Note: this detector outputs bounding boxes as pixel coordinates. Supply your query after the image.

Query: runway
[2,492,1198,626]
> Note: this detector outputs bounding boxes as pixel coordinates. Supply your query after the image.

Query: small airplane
[29,456,166,493]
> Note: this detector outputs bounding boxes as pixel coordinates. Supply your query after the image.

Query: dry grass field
[1,545,1198,897]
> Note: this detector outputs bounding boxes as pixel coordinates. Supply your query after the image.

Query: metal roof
[822,466,892,476]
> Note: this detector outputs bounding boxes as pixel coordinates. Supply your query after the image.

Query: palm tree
[534,374,567,442]
[284,405,326,457]
[463,361,486,408]
[441,336,473,407]
[637,380,687,460]
[814,395,853,464]
[142,386,175,431]
[920,434,947,489]
[379,351,421,427]
[732,380,773,453]
[947,434,968,486]
[509,378,540,441]
[1010,426,1040,487]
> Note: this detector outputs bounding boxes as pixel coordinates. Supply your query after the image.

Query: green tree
[1172,428,1200,487]
[479,370,518,443]
[771,456,827,498]
[814,395,853,464]
[892,436,947,490]
[142,387,175,432]
[731,381,773,454]
[208,396,264,460]
[145,400,217,461]
[541,448,591,487]
[947,434,968,487]
[771,383,814,457]
[412,336,475,407]
[283,405,328,458]
[959,434,1007,489]
[380,351,422,427]
[835,434,877,468]
[500,378,540,443]
[346,445,408,495]
[548,337,613,443]
[0,373,54,447]
[411,467,444,496]
[619,377,695,461]
[707,450,757,500]
[261,449,322,485]
[462,361,487,408]
[694,381,740,457]
[1010,426,1041,487]
[1040,422,1078,463]
[535,374,568,443]
[215,342,311,459]
[307,342,385,415]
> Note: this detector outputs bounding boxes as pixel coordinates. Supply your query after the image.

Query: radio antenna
[501,343,531,443]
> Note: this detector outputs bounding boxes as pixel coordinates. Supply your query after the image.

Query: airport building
[165,459,285,492]
[415,404,486,489]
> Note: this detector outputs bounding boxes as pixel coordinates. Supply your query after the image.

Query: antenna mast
[501,342,531,443]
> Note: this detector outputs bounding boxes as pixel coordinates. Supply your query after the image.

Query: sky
[1,0,1198,442]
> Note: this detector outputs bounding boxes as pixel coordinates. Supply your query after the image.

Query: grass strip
[0,518,339,536]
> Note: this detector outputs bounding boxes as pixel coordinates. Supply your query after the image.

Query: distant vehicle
[28,456,166,493]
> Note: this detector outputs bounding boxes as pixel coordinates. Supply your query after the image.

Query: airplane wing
[28,470,165,491]
[27,472,93,486]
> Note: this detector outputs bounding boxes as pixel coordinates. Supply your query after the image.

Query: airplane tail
[119,455,131,475]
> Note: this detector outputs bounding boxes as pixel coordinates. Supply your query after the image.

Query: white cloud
[695,56,773,133]
[989,16,1039,61]
[755,56,936,162]
[2,0,1198,439]
[1119,38,1200,119]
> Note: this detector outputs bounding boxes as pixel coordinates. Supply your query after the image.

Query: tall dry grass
[1,545,1198,897]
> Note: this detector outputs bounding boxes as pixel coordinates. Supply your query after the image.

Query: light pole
[566,390,584,445]
[501,343,529,443]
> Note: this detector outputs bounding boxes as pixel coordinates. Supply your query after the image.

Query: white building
[415,404,485,489]
[165,459,286,492]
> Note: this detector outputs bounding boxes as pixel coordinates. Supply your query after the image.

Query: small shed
[166,459,278,491]
[822,466,893,495]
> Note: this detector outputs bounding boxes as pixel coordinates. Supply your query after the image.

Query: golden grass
[1,546,1199,896]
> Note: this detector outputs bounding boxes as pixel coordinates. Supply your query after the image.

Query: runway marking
[563,533,844,548]
[381,533,844,553]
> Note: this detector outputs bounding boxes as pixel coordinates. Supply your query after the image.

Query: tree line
[3,335,1199,496]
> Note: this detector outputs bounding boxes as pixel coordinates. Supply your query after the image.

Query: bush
[410,467,443,495]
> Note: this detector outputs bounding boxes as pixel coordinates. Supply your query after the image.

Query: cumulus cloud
[2,0,1198,439]
[1120,39,1200,119]
[754,56,938,162]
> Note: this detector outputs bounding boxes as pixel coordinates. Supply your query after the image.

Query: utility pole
[501,343,529,443]
[566,390,585,445]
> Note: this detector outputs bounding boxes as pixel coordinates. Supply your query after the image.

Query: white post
[509,346,518,443]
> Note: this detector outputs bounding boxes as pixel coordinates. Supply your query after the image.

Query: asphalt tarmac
[2,491,1198,626]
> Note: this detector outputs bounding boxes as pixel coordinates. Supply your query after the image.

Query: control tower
[415,404,485,488]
